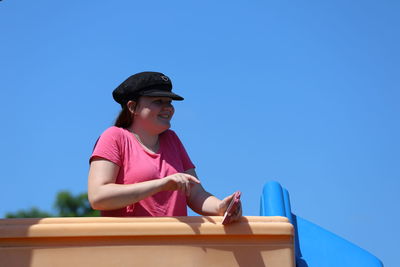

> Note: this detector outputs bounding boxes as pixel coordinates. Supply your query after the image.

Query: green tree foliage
[5,191,100,218]
[55,191,99,217]
[5,207,52,218]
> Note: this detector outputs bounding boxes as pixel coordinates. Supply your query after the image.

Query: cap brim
[140,90,184,101]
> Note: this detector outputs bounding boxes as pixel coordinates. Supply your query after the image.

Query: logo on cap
[161,75,169,82]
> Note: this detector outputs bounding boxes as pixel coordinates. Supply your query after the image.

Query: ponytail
[114,106,133,128]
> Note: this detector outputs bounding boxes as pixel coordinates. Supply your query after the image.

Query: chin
[155,123,171,134]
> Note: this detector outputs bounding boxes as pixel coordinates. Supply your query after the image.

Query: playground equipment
[0,181,383,266]
[0,216,294,267]
[260,181,383,267]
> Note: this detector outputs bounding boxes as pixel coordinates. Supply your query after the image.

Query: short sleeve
[169,130,195,171]
[90,127,123,166]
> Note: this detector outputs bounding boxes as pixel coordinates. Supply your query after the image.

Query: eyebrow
[150,98,172,103]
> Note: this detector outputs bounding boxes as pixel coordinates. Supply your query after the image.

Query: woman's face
[132,96,175,134]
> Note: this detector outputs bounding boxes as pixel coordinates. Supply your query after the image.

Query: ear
[127,100,137,114]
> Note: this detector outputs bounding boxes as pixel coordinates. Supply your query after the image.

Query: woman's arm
[185,168,242,220]
[88,158,200,210]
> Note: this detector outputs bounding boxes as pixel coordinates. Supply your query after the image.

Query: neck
[128,125,159,151]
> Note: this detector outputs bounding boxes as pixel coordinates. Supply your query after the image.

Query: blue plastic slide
[260,181,383,267]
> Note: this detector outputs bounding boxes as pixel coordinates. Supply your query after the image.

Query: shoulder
[102,126,126,134]
[162,129,179,140]
[101,126,128,138]
[97,126,131,146]
[91,127,128,165]
[161,129,188,148]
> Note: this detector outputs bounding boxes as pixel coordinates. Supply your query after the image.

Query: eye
[152,99,173,106]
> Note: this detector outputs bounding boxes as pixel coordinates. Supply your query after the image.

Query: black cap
[112,72,184,106]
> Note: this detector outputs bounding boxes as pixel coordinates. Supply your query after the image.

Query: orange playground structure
[0,216,295,267]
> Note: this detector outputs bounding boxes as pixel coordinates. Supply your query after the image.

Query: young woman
[88,72,241,222]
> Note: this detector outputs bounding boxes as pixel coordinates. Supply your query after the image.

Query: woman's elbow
[88,197,100,211]
[88,190,104,211]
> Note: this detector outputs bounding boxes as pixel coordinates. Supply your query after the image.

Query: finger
[233,202,242,216]
[185,180,191,197]
[223,193,234,203]
[179,176,190,195]
[185,175,201,184]
[230,205,242,222]
[232,213,241,223]
[176,177,184,192]
[237,202,243,217]
[219,194,233,216]
[222,194,235,208]
[228,192,236,200]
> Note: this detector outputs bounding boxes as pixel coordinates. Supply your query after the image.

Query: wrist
[217,202,225,216]
[158,176,171,192]
[211,197,224,216]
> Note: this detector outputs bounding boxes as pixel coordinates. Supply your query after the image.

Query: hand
[219,193,242,224]
[162,173,201,197]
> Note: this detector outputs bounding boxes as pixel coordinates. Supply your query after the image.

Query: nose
[163,102,174,110]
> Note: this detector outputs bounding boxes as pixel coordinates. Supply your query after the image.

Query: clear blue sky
[1,1,399,266]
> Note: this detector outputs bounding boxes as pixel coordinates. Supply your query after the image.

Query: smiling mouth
[158,114,171,119]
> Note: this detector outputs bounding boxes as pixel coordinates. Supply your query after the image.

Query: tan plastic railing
[0,216,294,267]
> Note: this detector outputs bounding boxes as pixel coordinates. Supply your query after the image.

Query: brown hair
[114,106,133,128]
[114,97,139,128]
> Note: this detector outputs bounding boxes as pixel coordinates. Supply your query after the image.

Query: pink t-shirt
[90,126,195,217]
